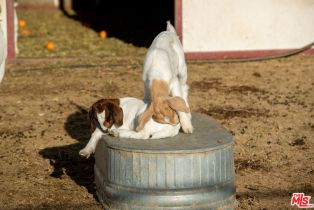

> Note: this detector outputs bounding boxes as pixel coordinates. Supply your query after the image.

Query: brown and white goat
[136,21,193,133]
[79,97,187,158]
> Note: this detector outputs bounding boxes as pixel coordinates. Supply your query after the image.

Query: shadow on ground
[59,0,174,47]
[39,108,96,196]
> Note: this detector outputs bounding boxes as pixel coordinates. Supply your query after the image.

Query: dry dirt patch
[0,8,313,210]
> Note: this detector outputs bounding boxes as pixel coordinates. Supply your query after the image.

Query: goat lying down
[137,21,193,134]
[79,97,189,158]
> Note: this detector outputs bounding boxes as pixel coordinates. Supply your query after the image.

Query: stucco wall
[0,0,7,49]
[0,0,6,82]
[182,0,314,52]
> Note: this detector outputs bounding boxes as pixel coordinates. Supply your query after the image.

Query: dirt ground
[0,8,313,210]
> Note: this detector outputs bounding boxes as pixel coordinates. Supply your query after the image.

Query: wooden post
[6,0,14,59]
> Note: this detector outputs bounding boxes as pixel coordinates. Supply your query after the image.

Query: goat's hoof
[79,148,92,158]
[182,124,194,134]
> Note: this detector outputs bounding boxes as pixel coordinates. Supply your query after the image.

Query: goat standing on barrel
[136,21,193,134]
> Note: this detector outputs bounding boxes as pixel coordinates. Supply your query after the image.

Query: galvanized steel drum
[95,113,236,209]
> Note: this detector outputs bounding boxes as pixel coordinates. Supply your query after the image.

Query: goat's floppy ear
[107,103,123,127]
[136,105,153,132]
[88,106,96,133]
[167,97,190,113]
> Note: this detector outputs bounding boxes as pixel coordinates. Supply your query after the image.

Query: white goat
[79,97,185,158]
[136,21,193,134]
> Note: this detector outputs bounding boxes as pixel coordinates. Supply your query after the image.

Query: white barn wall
[0,0,7,82]
[0,0,7,53]
[182,0,314,52]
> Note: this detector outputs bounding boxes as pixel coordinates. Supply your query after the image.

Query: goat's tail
[166,21,177,34]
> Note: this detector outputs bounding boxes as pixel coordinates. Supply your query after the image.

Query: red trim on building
[6,0,15,59]
[175,0,183,43]
[185,48,314,60]
[303,48,314,54]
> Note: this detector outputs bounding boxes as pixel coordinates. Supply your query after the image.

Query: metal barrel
[95,113,236,209]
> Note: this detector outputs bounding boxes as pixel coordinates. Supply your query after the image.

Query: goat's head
[88,98,123,133]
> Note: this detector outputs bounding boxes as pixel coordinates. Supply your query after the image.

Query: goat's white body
[142,22,193,133]
[109,97,180,139]
[79,97,180,158]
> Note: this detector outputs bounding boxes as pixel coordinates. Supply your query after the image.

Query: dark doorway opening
[60,0,174,47]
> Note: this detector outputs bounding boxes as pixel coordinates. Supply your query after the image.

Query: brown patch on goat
[150,79,169,99]
[151,97,180,125]
[136,105,153,132]
[136,79,189,131]
[167,97,190,113]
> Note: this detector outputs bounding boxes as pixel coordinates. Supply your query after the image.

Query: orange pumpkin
[99,30,107,39]
[45,41,55,51]
[18,20,26,27]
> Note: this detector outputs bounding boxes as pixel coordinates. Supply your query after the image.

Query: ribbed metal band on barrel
[105,146,234,189]
[95,167,235,209]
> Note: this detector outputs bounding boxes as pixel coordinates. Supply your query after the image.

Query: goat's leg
[79,128,103,158]
[150,125,180,139]
[143,81,151,103]
[109,129,150,139]
[170,79,193,134]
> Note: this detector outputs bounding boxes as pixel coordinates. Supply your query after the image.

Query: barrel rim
[105,141,233,154]
[99,112,234,153]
